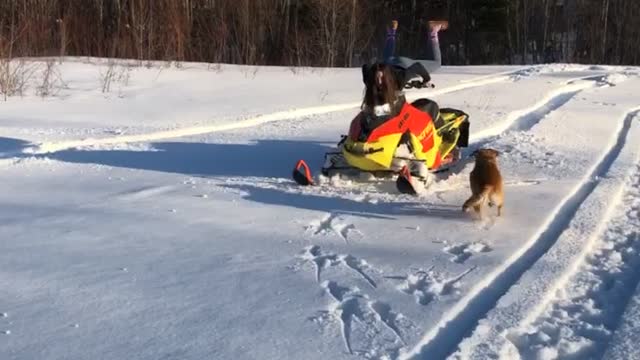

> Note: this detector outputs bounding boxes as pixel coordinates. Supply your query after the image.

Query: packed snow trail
[450,108,640,360]
[604,279,640,359]
[22,66,540,155]
[469,73,619,142]
[448,73,640,358]
[494,110,640,359]
[402,78,637,360]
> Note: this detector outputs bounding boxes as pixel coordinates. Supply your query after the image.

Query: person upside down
[384,19,447,88]
[341,20,468,176]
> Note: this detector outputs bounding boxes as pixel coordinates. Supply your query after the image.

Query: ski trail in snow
[499,110,640,360]
[604,281,640,359]
[437,73,629,182]
[457,66,539,83]
[22,67,537,155]
[470,73,619,143]
[447,105,640,359]
[400,107,639,360]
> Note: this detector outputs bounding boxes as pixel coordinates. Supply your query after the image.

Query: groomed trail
[1,61,639,360]
[22,65,534,155]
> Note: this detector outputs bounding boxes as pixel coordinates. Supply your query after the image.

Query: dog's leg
[489,192,503,217]
[474,204,483,220]
[462,189,489,212]
[463,188,491,220]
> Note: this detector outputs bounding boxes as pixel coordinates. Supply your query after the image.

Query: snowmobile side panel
[342,133,403,171]
[343,102,443,171]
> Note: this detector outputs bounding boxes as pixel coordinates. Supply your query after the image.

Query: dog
[462,148,503,218]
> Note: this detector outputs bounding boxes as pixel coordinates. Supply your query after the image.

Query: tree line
[1,0,639,67]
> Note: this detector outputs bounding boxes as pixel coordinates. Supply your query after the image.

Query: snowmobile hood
[350,101,433,143]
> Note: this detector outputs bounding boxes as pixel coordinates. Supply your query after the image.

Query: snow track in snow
[401,106,639,360]
[300,247,477,359]
[385,267,476,307]
[450,108,640,360]
[306,213,360,243]
[299,245,377,288]
[604,276,640,359]
[500,110,640,360]
[470,74,618,143]
[439,73,623,182]
[300,247,418,359]
[22,67,537,155]
[313,280,412,358]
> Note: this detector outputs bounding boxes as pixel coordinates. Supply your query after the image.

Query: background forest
[1,0,639,67]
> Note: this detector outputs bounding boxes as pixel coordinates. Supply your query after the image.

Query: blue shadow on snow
[51,139,467,220]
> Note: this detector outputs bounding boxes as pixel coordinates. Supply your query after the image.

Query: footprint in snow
[305,213,361,243]
[310,280,412,357]
[444,242,492,263]
[385,266,476,306]
[297,245,377,288]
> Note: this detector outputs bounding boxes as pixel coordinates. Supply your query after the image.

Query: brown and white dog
[462,148,503,218]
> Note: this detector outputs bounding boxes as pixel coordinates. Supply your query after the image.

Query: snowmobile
[292,84,470,195]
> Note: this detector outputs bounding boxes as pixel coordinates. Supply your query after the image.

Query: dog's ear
[489,149,500,157]
[471,149,479,157]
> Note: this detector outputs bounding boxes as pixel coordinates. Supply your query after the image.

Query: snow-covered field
[1,58,640,360]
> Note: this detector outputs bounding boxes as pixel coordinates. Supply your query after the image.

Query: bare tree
[1,0,639,68]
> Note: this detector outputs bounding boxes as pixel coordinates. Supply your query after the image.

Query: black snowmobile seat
[410,98,442,128]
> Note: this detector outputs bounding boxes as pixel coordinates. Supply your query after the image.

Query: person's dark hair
[361,63,402,111]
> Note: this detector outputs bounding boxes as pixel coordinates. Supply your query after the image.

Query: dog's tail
[462,187,492,211]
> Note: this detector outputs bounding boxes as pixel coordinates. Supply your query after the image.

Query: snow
[604,282,640,359]
[1,58,640,360]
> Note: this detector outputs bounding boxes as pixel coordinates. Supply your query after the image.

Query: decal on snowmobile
[342,101,442,172]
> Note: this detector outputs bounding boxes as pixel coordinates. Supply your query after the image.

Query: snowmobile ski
[396,165,418,195]
[292,159,314,186]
